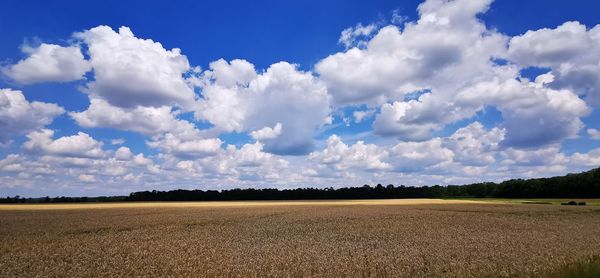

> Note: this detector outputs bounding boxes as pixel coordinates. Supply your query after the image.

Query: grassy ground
[1,200,600,277]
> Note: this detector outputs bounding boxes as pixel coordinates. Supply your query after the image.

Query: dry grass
[1,200,600,277]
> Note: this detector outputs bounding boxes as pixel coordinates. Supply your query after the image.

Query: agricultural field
[1,199,600,277]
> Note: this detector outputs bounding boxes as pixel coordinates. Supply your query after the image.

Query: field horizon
[2,198,600,211]
[0,198,493,210]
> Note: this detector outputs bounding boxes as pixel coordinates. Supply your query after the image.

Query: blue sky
[1,0,600,197]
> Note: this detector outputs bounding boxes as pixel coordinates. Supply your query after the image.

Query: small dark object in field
[561,201,587,206]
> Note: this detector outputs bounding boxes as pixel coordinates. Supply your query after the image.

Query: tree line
[2,167,599,203]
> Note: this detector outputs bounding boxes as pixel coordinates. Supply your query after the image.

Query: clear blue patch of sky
[315,105,376,143]
[481,0,599,37]
[219,132,252,148]
[437,106,504,138]
[562,109,600,155]
[519,67,551,81]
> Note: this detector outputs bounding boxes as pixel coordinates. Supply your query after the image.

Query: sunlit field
[0,198,488,210]
[2,200,600,277]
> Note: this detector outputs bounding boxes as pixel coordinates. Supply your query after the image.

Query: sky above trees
[1,0,600,196]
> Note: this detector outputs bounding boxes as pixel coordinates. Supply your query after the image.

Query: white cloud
[587,128,600,140]
[456,77,589,147]
[390,138,454,172]
[176,160,195,172]
[316,0,506,105]
[115,146,133,161]
[110,138,125,145]
[2,43,91,84]
[250,123,282,140]
[372,94,456,141]
[196,60,331,155]
[162,142,289,182]
[75,25,196,109]
[133,153,154,166]
[339,23,378,49]
[0,89,64,144]
[1,139,162,193]
[508,21,600,105]
[147,133,222,158]
[63,25,211,148]
[309,135,391,172]
[391,9,408,25]
[316,0,589,149]
[446,122,504,166]
[0,154,25,173]
[353,109,375,123]
[203,59,257,87]
[500,146,567,167]
[225,143,288,169]
[23,129,105,158]
[508,22,592,67]
[78,174,96,183]
[70,97,199,136]
[570,148,600,167]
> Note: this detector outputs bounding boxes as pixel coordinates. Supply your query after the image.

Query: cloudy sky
[1,0,600,197]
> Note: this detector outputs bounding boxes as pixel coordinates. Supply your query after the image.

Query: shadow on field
[547,255,600,278]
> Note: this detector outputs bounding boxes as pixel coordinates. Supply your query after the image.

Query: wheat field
[1,199,599,277]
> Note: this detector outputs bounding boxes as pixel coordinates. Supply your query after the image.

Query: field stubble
[1,200,600,277]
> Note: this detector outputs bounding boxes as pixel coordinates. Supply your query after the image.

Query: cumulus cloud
[23,129,105,158]
[57,25,214,157]
[1,139,162,192]
[317,0,590,148]
[316,0,513,143]
[250,123,282,140]
[147,134,222,158]
[2,43,91,84]
[75,25,196,109]
[0,89,64,144]
[70,97,198,136]
[202,59,257,87]
[372,94,455,141]
[161,142,289,183]
[316,0,505,105]
[570,148,600,167]
[115,146,133,160]
[587,128,600,140]
[456,77,589,147]
[353,109,375,123]
[196,60,331,155]
[500,146,567,167]
[309,135,391,172]
[110,138,125,145]
[390,138,454,172]
[508,21,600,105]
[446,122,504,166]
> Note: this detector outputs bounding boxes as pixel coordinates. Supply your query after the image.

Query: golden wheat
[1,200,599,277]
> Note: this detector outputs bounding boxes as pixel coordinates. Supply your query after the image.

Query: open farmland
[1,199,600,277]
